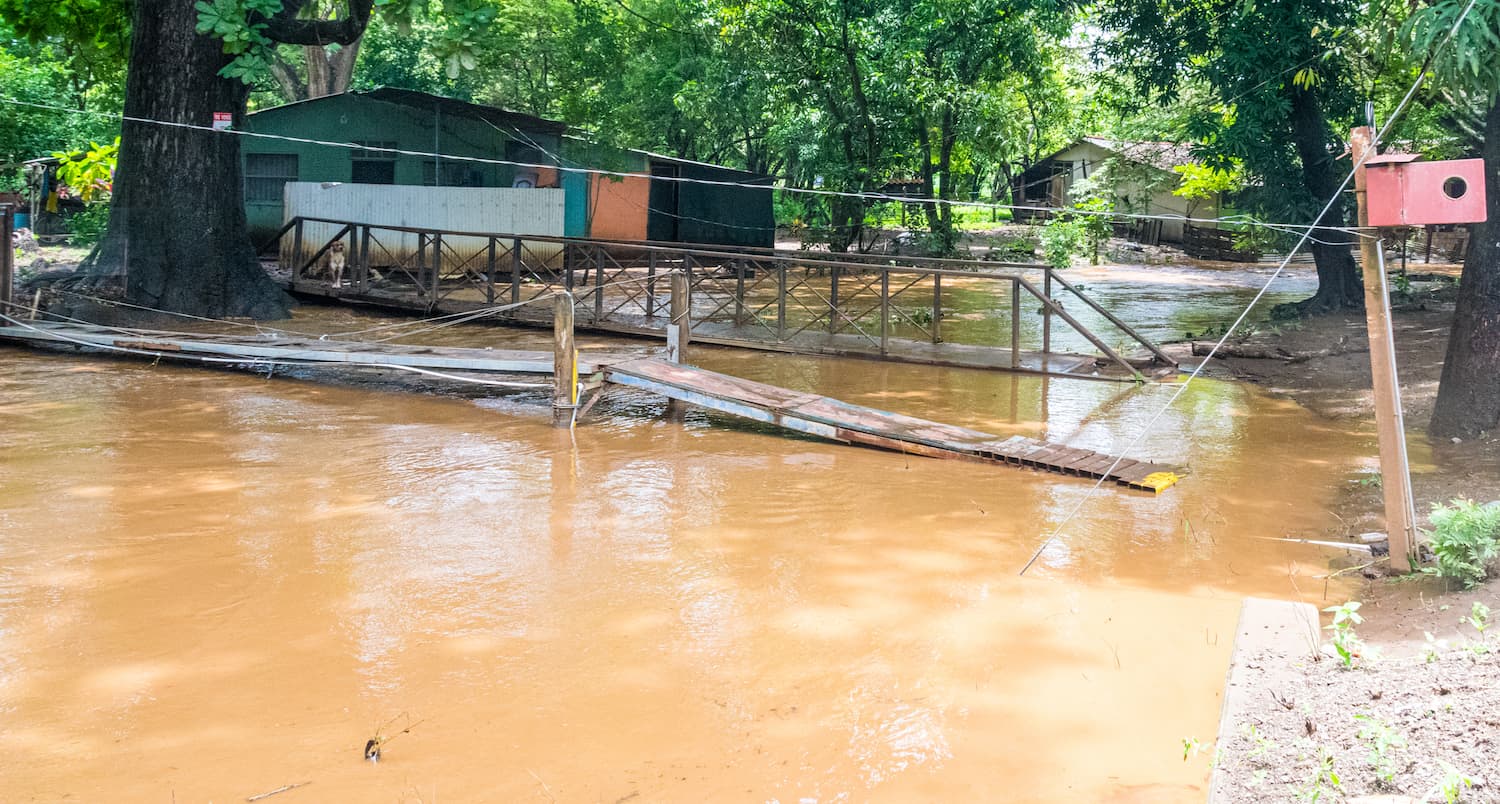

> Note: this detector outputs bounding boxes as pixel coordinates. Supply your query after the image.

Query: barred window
[352,140,398,184]
[245,153,298,204]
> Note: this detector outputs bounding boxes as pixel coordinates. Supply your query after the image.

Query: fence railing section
[269,217,1176,376]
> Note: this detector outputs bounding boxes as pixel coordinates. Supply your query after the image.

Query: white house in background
[1011,137,1222,244]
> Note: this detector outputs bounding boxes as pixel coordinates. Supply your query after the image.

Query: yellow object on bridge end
[1138,471,1183,493]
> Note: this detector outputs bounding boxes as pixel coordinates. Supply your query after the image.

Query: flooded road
[0,303,1370,802]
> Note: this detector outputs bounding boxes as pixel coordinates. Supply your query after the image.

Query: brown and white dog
[325,241,348,288]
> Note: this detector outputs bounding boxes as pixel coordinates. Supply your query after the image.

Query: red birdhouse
[1365,154,1487,227]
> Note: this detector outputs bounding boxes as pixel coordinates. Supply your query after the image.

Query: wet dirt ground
[0,271,1378,802]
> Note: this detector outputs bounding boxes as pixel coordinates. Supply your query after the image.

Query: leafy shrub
[67,203,111,246]
[1041,216,1085,269]
[1323,601,1365,669]
[1423,499,1500,589]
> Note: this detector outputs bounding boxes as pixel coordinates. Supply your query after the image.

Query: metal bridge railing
[265,216,1175,377]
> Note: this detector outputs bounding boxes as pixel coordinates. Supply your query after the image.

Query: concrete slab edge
[1207,597,1323,803]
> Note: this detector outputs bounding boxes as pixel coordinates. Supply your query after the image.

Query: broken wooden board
[605,357,1183,492]
[0,322,626,375]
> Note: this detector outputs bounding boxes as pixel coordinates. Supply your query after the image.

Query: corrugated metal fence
[282,183,565,267]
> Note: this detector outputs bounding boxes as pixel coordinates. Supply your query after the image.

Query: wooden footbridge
[267,217,1178,382]
[0,312,1182,493]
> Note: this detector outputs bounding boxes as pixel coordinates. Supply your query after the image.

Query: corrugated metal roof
[248,88,568,135]
[1078,137,1199,172]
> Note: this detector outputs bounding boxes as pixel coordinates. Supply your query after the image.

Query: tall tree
[68,0,380,319]
[1097,0,1365,314]
[1407,0,1500,436]
[891,0,1070,251]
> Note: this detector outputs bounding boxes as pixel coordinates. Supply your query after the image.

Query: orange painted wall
[587,174,650,241]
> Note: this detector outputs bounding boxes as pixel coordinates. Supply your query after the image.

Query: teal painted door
[563,170,589,237]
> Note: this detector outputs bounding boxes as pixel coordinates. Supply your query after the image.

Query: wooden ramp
[0,321,1181,492]
[605,358,1182,492]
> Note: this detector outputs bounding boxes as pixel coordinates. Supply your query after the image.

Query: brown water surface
[0,308,1368,802]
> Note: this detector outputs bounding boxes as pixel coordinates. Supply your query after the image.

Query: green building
[240,88,773,249]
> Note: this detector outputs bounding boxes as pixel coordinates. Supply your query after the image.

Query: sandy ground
[1213,643,1500,803]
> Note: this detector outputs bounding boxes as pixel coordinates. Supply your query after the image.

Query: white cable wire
[2,94,1365,237]
[1016,0,1483,576]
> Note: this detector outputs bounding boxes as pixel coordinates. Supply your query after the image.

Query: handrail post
[593,245,604,321]
[1,203,14,311]
[413,232,427,296]
[1010,277,1021,369]
[666,270,691,420]
[359,225,372,290]
[931,272,943,343]
[485,237,497,304]
[828,266,840,333]
[668,270,691,363]
[511,237,522,304]
[777,262,787,340]
[646,251,658,318]
[880,269,890,356]
[1042,266,1053,355]
[430,232,443,298]
[553,292,577,428]
[291,218,305,282]
[734,258,747,326]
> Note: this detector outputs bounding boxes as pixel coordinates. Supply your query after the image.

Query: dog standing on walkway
[326,241,348,288]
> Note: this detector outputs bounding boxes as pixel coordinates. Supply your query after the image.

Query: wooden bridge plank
[603,358,1180,491]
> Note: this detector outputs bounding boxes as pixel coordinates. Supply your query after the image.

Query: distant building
[239,88,774,249]
[1011,137,1221,244]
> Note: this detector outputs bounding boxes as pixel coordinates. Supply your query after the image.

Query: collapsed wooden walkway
[605,358,1181,491]
[0,320,1182,492]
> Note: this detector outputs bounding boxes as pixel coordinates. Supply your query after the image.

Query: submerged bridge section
[266,217,1177,382]
[0,319,1182,492]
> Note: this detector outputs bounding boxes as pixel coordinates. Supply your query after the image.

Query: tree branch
[259,0,375,46]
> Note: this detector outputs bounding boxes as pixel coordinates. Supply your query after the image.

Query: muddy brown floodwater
[1,304,1371,802]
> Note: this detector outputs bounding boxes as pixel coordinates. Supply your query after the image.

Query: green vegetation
[1353,714,1406,785]
[1297,745,1341,802]
[1323,601,1365,669]
[1434,761,1473,804]
[1423,499,1500,589]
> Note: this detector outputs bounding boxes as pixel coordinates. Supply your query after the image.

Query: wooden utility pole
[1350,125,1417,571]
[553,292,578,428]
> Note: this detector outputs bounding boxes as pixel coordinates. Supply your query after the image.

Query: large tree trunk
[1277,87,1363,316]
[1430,99,1500,438]
[306,40,361,98]
[82,0,290,320]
